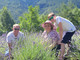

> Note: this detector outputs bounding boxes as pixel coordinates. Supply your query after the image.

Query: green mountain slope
[0,0,80,22]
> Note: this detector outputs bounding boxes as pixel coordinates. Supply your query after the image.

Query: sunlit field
[0,30,80,60]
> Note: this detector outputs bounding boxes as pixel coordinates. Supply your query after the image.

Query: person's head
[13,24,20,35]
[48,12,56,22]
[42,20,54,33]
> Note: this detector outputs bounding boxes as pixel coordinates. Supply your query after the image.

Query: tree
[19,6,47,32]
[0,7,15,32]
[57,2,80,26]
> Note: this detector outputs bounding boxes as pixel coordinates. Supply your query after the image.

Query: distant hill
[0,0,80,22]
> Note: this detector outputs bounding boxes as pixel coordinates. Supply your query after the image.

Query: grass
[0,30,80,60]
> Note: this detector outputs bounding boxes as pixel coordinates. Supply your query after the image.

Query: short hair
[48,12,55,18]
[13,24,20,28]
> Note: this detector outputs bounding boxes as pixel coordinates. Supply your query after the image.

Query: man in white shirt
[5,24,24,59]
[48,12,76,60]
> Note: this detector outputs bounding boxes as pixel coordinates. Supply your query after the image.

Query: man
[48,12,76,60]
[5,24,24,59]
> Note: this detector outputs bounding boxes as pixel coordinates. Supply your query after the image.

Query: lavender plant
[12,32,57,60]
[0,31,80,60]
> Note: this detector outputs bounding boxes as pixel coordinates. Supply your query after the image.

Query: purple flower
[33,41,35,44]
[2,33,6,37]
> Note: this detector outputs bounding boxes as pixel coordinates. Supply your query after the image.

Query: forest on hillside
[0,0,80,22]
[0,0,80,34]
[0,3,80,35]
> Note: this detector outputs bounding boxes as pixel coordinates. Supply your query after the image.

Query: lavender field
[0,33,8,60]
[0,30,80,60]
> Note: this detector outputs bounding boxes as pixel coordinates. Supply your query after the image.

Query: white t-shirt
[6,31,24,48]
[55,16,76,32]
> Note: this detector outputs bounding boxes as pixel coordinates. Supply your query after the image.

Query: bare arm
[8,43,12,58]
[58,22,63,42]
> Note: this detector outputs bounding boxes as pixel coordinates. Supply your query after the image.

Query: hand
[49,44,53,48]
[49,43,56,49]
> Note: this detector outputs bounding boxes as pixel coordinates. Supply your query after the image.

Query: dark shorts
[61,31,75,44]
[51,44,61,57]
[51,44,61,51]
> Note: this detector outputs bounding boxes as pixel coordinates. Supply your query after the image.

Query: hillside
[0,0,80,22]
